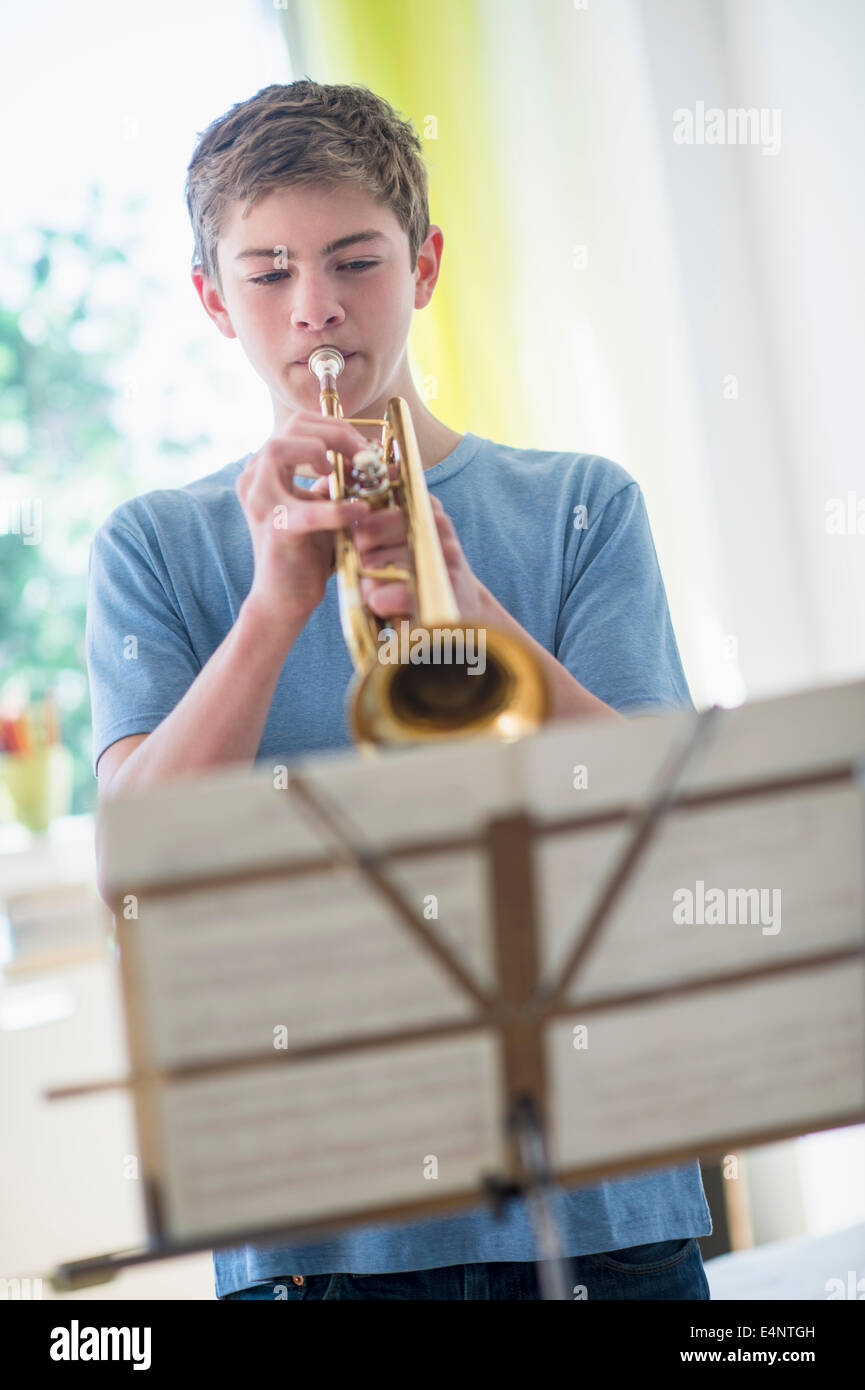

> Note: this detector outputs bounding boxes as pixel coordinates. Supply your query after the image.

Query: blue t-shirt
[85,429,712,1294]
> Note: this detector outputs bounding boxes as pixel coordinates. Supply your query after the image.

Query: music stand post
[476,709,721,1301]
[480,1092,572,1301]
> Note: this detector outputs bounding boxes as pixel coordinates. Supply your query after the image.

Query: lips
[294,352,356,366]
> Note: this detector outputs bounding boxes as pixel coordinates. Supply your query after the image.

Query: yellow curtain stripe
[283,0,520,440]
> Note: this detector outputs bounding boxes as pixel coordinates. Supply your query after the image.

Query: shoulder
[467,433,639,510]
[93,455,250,548]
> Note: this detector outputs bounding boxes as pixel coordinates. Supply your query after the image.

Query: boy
[86,79,712,1300]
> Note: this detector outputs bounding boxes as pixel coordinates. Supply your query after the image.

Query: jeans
[219,1237,710,1300]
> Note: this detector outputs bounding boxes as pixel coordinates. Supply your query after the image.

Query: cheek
[366,271,414,324]
[237,299,288,367]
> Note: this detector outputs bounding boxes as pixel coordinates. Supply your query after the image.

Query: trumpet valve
[350,442,390,500]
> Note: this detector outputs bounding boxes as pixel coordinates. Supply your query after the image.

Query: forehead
[217,183,405,257]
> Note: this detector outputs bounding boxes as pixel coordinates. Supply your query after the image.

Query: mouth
[294,352,357,367]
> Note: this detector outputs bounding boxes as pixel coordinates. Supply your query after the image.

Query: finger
[245,439,365,518]
[359,553,410,590]
[354,517,408,551]
[355,508,457,555]
[243,439,328,500]
[279,414,370,460]
[279,405,370,441]
[295,473,382,533]
[354,512,458,575]
[248,472,370,529]
[264,427,371,486]
[283,433,357,480]
[292,497,372,532]
[358,548,410,578]
[352,506,409,549]
[433,506,454,537]
[353,498,452,543]
[299,472,346,502]
[431,509,462,564]
[362,581,414,617]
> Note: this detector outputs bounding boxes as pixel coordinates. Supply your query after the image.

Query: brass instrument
[308,345,551,748]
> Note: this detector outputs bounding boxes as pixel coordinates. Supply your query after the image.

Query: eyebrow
[234,230,388,262]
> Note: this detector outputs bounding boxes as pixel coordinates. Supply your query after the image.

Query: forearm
[106,594,307,798]
[478,585,624,723]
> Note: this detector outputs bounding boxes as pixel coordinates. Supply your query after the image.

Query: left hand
[351,493,487,622]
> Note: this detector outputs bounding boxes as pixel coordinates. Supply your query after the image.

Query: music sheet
[155,1031,504,1243]
[548,962,865,1173]
[536,780,865,998]
[131,859,489,1070]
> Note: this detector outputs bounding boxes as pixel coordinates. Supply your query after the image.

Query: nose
[289,273,346,334]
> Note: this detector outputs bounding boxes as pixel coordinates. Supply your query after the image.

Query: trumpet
[308,345,551,748]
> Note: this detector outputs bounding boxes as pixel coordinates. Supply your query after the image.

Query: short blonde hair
[185,80,431,287]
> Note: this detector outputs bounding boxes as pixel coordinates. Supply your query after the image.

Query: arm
[94,596,305,904]
[98,593,305,800]
[476,582,625,723]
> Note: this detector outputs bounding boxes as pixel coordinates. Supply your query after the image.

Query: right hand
[236,410,373,625]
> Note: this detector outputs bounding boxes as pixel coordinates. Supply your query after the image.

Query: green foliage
[0,188,206,818]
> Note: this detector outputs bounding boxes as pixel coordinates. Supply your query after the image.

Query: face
[193,183,442,427]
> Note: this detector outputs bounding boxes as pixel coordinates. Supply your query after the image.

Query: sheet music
[519,676,865,821]
[536,781,864,1000]
[548,961,865,1172]
[519,705,693,821]
[133,861,488,1070]
[293,733,523,851]
[100,764,332,891]
[384,848,496,992]
[156,1031,504,1243]
[103,733,522,889]
[677,678,865,796]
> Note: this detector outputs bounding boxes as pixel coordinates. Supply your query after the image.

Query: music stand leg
[482,1092,572,1300]
[509,1092,571,1301]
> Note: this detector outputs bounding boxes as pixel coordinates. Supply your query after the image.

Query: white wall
[638,0,865,698]
[637,0,865,1244]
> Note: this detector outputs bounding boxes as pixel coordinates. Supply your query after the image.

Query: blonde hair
[185,80,430,287]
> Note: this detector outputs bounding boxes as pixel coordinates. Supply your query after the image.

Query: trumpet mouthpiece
[308,346,345,385]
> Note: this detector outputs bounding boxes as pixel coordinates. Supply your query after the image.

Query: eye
[248,261,378,286]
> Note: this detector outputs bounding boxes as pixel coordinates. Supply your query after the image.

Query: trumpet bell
[349,621,551,747]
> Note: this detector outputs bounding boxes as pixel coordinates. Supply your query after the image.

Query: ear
[191,264,237,340]
[413,225,444,311]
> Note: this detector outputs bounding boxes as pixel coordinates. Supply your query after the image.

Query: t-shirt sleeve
[85,514,202,775]
[555,481,693,715]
